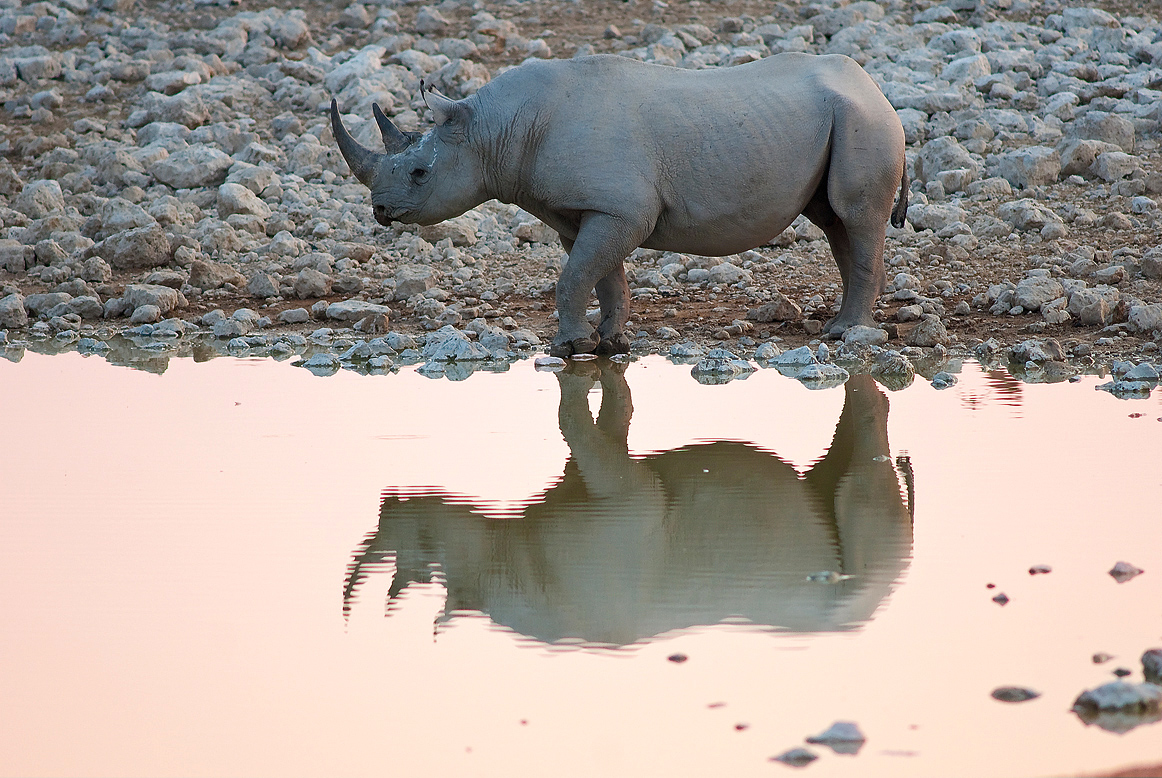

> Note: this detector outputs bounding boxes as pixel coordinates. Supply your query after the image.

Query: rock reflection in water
[346,364,914,647]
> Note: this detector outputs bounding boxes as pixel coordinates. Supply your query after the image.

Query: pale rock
[294,268,332,299]
[151,145,234,189]
[746,293,802,322]
[0,293,28,328]
[246,271,280,298]
[1091,152,1140,182]
[14,180,65,219]
[188,259,246,290]
[707,262,752,285]
[395,264,436,298]
[1015,275,1065,310]
[122,284,187,315]
[843,325,888,346]
[1068,111,1135,153]
[996,146,1060,188]
[941,53,990,84]
[917,136,981,183]
[325,300,392,322]
[1058,139,1120,177]
[96,224,171,269]
[906,314,950,347]
[217,182,272,219]
[1128,304,1162,334]
[998,199,1064,231]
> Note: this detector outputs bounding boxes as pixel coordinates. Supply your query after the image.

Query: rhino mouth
[373,204,410,225]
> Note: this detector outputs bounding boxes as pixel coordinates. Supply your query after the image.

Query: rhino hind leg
[802,196,877,336]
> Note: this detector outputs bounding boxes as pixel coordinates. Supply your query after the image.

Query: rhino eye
[410,167,428,184]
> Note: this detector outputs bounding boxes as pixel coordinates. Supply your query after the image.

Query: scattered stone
[1028,565,1052,575]
[992,592,1010,606]
[667,653,688,664]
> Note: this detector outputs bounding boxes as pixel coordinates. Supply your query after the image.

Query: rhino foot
[595,332,630,356]
[549,335,600,358]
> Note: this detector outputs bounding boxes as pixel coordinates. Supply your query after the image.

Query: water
[1,352,1160,777]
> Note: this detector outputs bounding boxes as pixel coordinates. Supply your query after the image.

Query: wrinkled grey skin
[332,53,908,356]
[344,368,914,646]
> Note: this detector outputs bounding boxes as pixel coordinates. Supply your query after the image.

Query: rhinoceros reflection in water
[346,366,914,646]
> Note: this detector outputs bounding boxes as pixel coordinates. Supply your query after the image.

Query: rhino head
[330,86,486,227]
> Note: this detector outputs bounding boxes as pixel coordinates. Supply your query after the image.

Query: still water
[1,351,1160,778]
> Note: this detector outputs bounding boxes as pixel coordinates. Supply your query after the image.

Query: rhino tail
[890,167,909,229]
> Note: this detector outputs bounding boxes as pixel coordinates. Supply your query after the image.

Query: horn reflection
[346,365,914,647]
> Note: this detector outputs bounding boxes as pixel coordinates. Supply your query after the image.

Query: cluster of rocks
[0,0,1161,386]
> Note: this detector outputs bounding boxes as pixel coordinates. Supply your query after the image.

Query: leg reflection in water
[346,363,913,647]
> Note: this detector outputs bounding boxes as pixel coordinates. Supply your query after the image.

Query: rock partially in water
[534,355,567,371]
[931,371,957,389]
[806,721,865,755]
[298,352,340,376]
[1028,564,1052,575]
[1071,681,1162,734]
[691,348,756,384]
[1093,653,1114,664]
[769,747,818,767]
[796,362,849,389]
[1109,561,1144,583]
[992,592,1010,606]
[991,686,1041,703]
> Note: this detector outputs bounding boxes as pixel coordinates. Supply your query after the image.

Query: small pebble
[1028,564,1052,575]
[1113,668,1132,678]
[992,593,1010,605]
[1093,653,1114,664]
[991,686,1041,703]
[667,653,688,664]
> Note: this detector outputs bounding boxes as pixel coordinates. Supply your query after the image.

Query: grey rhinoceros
[331,52,908,356]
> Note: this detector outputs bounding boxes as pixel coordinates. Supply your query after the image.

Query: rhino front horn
[330,98,385,187]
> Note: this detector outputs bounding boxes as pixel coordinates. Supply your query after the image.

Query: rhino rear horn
[330,98,385,187]
[373,102,412,154]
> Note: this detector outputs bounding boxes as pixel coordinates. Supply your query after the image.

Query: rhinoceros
[331,53,908,356]
[344,367,914,646]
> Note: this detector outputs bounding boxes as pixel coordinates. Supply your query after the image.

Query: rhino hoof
[549,336,599,358]
[595,332,630,355]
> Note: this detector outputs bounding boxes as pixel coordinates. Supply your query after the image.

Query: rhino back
[471,54,890,254]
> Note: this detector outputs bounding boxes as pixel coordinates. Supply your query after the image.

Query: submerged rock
[1109,561,1145,583]
[770,747,818,767]
[806,721,865,755]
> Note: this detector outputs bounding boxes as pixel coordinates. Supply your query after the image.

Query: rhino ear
[420,79,468,130]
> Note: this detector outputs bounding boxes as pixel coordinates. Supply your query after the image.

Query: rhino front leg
[594,265,631,355]
[551,213,646,358]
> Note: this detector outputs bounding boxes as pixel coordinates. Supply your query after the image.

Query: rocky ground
[1,0,1162,391]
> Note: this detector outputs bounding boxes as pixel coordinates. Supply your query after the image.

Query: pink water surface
[1,352,1160,778]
